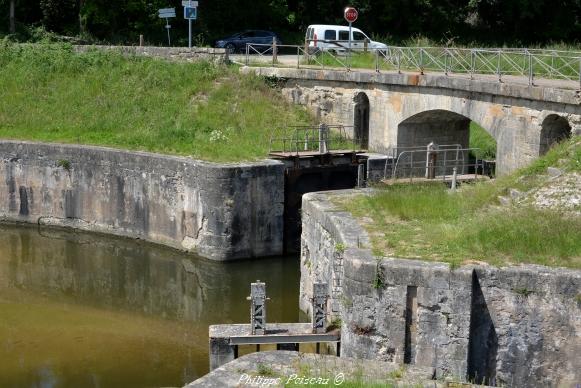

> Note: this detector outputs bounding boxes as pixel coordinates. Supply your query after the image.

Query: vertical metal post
[247,280,268,335]
[375,49,379,73]
[348,21,352,71]
[528,51,533,86]
[444,49,449,76]
[470,50,475,80]
[397,49,401,74]
[409,152,414,182]
[165,18,171,46]
[139,35,144,47]
[497,50,501,82]
[272,36,277,67]
[318,124,328,154]
[419,48,424,74]
[188,18,192,48]
[451,167,457,190]
[312,282,328,334]
[297,46,300,69]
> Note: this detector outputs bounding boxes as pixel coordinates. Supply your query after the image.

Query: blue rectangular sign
[184,7,197,20]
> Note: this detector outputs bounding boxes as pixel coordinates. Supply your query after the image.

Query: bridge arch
[539,114,571,155]
[353,92,370,149]
[393,109,497,176]
[396,109,494,152]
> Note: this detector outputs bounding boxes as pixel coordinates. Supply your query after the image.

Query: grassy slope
[339,137,581,269]
[469,122,496,160]
[0,42,312,162]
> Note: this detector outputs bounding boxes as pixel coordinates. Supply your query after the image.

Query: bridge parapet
[243,43,581,90]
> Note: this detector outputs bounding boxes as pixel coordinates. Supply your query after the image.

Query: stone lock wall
[0,141,284,261]
[300,190,581,387]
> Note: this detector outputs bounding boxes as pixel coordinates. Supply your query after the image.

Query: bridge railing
[243,43,581,89]
[377,47,581,86]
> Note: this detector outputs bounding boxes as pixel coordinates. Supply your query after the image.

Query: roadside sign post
[158,8,176,46]
[344,6,358,70]
[183,1,199,49]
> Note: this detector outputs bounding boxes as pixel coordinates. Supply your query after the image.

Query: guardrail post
[297,47,300,69]
[470,50,475,80]
[528,51,533,86]
[375,50,379,73]
[444,49,449,76]
[419,48,424,74]
[272,37,277,67]
[497,50,502,82]
[397,49,401,74]
[245,44,249,66]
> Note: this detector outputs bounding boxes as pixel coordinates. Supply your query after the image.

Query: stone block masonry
[0,141,284,261]
[73,45,226,63]
[300,190,581,387]
[244,67,581,176]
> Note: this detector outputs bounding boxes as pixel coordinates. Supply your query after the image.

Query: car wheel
[225,43,236,54]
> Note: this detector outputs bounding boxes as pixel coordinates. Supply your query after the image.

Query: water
[0,223,300,387]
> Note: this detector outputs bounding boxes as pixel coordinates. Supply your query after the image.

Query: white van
[305,24,387,54]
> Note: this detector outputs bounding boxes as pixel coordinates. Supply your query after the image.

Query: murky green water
[0,223,300,388]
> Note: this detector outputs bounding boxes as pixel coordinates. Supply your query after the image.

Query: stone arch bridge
[245,67,581,175]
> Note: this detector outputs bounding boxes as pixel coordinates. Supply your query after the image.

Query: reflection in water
[0,223,300,388]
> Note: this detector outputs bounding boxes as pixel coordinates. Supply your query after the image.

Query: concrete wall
[0,141,284,261]
[73,45,226,63]
[245,67,581,176]
[300,190,581,387]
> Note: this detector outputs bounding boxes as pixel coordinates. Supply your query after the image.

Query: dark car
[214,30,282,53]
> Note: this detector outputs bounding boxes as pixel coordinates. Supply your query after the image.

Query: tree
[9,0,14,33]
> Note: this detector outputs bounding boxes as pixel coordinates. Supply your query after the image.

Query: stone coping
[303,188,581,277]
[186,351,436,388]
[0,140,281,169]
[244,67,581,107]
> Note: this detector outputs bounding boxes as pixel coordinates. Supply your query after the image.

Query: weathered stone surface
[186,351,436,387]
[244,67,581,176]
[73,45,226,63]
[547,166,563,177]
[0,141,284,261]
[300,189,581,387]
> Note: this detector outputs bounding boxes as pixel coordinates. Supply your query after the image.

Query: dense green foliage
[0,42,312,161]
[469,122,496,160]
[0,0,579,46]
[341,136,581,268]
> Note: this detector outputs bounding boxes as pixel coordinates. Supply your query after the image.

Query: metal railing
[243,42,581,88]
[382,144,464,178]
[269,124,363,155]
[378,47,581,86]
[388,147,485,183]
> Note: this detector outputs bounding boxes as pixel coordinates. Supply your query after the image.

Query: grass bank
[0,41,312,162]
[339,137,581,269]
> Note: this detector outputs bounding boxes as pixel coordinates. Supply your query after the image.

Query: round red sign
[344,7,358,23]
